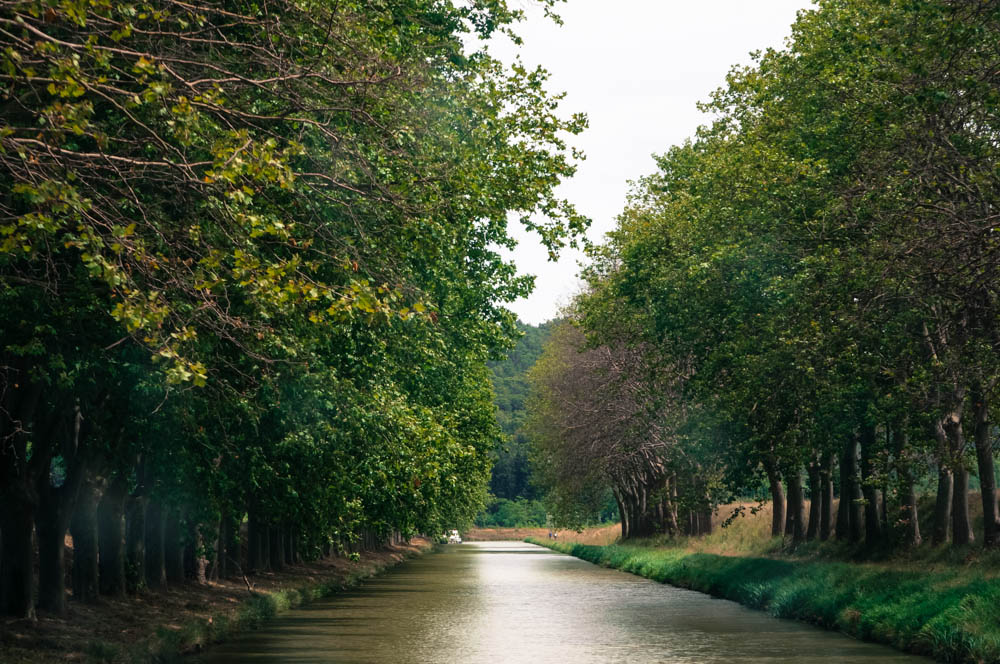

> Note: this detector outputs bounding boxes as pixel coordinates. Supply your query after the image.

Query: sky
[488,0,815,324]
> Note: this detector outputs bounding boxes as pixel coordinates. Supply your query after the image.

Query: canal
[198,541,928,663]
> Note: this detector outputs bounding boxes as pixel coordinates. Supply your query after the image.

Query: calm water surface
[198,541,929,663]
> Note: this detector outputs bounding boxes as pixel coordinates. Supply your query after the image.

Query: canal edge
[120,540,439,663]
[526,538,968,663]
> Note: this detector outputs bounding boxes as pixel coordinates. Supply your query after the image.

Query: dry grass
[464,523,620,545]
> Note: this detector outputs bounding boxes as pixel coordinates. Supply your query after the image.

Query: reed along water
[197,541,927,663]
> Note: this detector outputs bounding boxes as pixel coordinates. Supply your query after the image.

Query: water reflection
[196,541,928,663]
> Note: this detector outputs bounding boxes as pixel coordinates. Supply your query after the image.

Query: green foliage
[539,0,1000,549]
[475,497,548,528]
[487,319,556,500]
[0,0,589,617]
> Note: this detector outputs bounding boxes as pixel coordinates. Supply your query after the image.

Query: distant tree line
[0,0,586,618]
[530,0,1000,549]
[488,320,556,501]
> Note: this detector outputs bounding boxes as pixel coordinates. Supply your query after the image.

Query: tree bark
[0,358,44,618]
[952,465,974,546]
[144,502,166,590]
[932,466,953,545]
[125,495,146,593]
[98,478,127,596]
[268,526,284,571]
[164,511,185,584]
[893,423,921,547]
[0,506,35,619]
[806,458,821,540]
[185,521,208,584]
[35,404,87,614]
[786,469,807,544]
[247,507,267,572]
[836,436,862,542]
[972,385,1000,547]
[764,457,785,537]
[35,501,71,614]
[70,476,104,603]
[859,425,883,547]
[225,513,241,577]
[819,453,835,541]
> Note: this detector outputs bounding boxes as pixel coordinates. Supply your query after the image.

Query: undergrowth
[529,538,1000,663]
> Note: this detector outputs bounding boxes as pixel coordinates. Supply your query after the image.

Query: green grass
[528,538,1000,663]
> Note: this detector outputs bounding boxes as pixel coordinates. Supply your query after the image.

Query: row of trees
[0,0,585,618]
[531,0,1000,549]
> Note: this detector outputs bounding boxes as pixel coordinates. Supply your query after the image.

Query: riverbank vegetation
[1,539,430,663]
[0,0,586,621]
[529,0,1000,565]
[531,537,1000,663]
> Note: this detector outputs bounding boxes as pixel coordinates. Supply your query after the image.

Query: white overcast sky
[488,0,815,324]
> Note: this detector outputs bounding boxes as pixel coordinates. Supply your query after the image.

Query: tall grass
[529,538,1000,663]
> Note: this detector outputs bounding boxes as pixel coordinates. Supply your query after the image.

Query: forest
[0,0,586,619]
[530,0,1000,551]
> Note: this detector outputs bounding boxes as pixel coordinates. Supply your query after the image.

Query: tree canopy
[0,0,586,618]
[531,0,1000,552]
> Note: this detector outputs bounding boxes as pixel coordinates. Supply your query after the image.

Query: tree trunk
[892,424,921,547]
[932,467,953,545]
[185,521,208,584]
[35,500,70,614]
[806,458,821,540]
[225,514,240,577]
[269,526,284,571]
[98,478,127,596]
[248,508,267,572]
[899,477,921,547]
[35,405,87,615]
[837,436,862,542]
[613,490,628,540]
[859,425,883,547]
[284,528,293,566]
[835,462,849,540]
[70,477,103,603]
[819,453,835,541]
[164,511,185,584]
[0,506,35,619]
[125,495,146,593]
[841,436,863,542]
[972,385,1000,547]
[764,457,785,537]
[214,516,227,579]
[786,469,806,544]
[952,465,974,546]
[207,519,221,581]
[144,502,166,590]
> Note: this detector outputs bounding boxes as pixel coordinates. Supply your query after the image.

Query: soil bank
[0,538,433,664]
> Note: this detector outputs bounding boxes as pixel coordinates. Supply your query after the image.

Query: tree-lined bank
[0,0,585,620]
[531,0,1000,555]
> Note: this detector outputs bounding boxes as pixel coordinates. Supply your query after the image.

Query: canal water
[197,541,928,663]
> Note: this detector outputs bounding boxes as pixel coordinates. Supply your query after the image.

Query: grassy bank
[1,539,432,664]
[528,537,1000,663]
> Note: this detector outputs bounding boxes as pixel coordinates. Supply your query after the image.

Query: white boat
[447,529,462,544]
